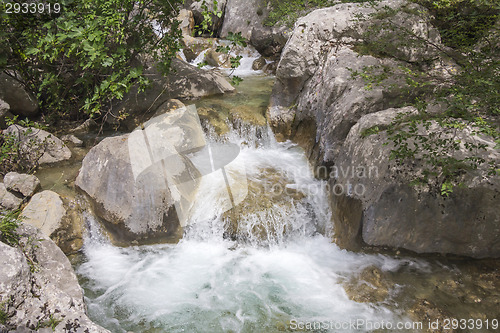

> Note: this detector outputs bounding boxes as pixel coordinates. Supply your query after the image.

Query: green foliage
[385,115,496,193]
[348,65,392,90]
[226,32,247,47]
[0,119,50,175]
[0,210,21,247]
[264,0,378,27]
[360,125,381,137]
[230,76,243,86]
[264,0,334,27]
[351,0,499,195]
[0,0,182,122]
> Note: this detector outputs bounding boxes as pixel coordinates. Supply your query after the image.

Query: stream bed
[37,75,500,332]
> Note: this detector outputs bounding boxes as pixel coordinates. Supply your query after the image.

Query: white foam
[77,125,426,332]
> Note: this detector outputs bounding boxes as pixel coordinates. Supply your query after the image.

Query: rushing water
[77,124,423,333]
[72,75,500,333]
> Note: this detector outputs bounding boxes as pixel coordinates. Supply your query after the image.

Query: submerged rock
[222,167,307,243]
[21,190,83,254]
[252,57,266,70]
[0,224,109,332]
[197,106,230,135]
[408,299,455,333]
[61,134,84,147]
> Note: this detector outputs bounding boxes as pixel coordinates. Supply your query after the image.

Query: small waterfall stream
[69,75,500,333]
[77,120,424,332]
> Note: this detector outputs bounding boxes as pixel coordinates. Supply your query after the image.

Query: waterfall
[76,117,430,333]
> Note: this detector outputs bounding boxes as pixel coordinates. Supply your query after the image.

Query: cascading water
[76,113,431,332]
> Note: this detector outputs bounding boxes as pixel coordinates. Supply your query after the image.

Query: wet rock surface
[110,58,234,130]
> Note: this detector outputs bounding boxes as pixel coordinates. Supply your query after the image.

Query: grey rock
[331,107,500,258]
[270,45,404,163]
[0,99,9,114]
[181,36,216,62]
[76,105,204,244]
[0,73,39,117]
[0,183,22,210]
[5,125,71,165]
[252,57,266,70]
[268,0,436,163]
[250,26,289,58]
[220,0,290,57]
[61,134,84,147]
[185,0,226,35]
[0,224,109,332]
[0,98,13,129]
[110,58,234,130]
[3,172,41,197]
[21,190,83,254]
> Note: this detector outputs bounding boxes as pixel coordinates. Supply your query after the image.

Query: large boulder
[268,0,439,164]
[110,58,234,130]
[0,224,109,332]
[267,1,500,258]
[21,190,83,254]
[220,0,290,57]
[3,172,40,197]
[76,104,205,245]
[0,73,39,117]
[330,107,500,258]
[0,99,11,128]
[5,125,71,166]
[178,8,195,36]
[0,183,22,210]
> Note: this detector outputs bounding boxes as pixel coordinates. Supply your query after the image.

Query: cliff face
[0,224,110,332]
[267,1,500,257]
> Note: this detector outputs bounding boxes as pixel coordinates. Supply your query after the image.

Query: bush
[0,0,183,123]
[0,210,21,247]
